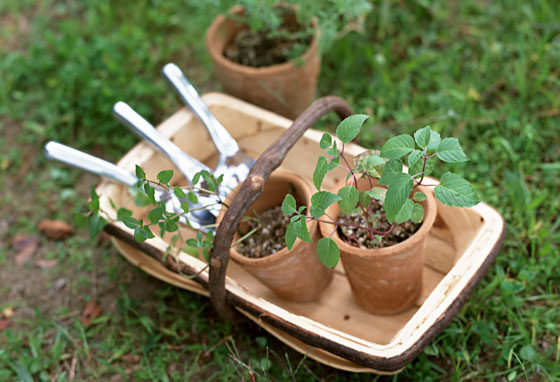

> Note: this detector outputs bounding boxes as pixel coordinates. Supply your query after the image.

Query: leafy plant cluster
[282,115,481,268]
[222,0,372,55]
[81,166,225,263]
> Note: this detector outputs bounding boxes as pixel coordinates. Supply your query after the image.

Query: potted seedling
[282,115,481,314]
[217,169,334,302]
[206,0,371,118]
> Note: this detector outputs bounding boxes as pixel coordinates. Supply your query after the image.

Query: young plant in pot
[282,115,481,314]
[217,169,334,302]
[206,0,371,119]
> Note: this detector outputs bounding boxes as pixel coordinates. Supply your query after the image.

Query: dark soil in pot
[338,198,422,249]
[224,24,312,67]
[236,205,290,258]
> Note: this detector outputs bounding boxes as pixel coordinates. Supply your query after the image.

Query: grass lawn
[1,0,559,380]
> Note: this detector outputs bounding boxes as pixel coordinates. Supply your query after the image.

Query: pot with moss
[217,169,334,302]
[283,116,481,314]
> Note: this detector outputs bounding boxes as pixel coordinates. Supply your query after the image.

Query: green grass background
[0,0,559,380]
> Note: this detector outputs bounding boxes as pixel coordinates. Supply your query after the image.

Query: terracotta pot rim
[218,170,315,267]
[319,184,437,258]
[206,6,320,75]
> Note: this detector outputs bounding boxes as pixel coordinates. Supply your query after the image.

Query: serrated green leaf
[414,126,432,148]
[427,130,441,150]
[394,199,415,224]
[187,192,198,204]
[298,219,312,242]
[336,114,369,143]
[281,194,297,215]
[310,191,341,218]
[359,191,370,208]
[378,159,403,185]
[285,220,298,249]
[337,186,359,214]
[157,170,173,184]
[319,133,332,149]
[148,206,164,224]
[380,134,415,159]
[434,173,480,207]
[316,237,340,268]
[384,173,414,223]
[135,165,146,180]
[174,186,187,198]
[313,156,328,190]
[411,203,425,223]
[408,150,423,168]
[413,192,427,201]
[436,138,468,163]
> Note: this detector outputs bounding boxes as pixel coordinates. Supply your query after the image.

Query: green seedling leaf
[408,156,435,177]
[427,130,441,150]
[317,237,340,268]
[359,191,370,208]
[186,238,198,247]
[313,156,328,190]
[310,191,341,218]
[336,114,369,143]
[134,226,155,242]
[73,211,87,228]
[281,194,297,215]
[414,126,439,149]
[298,219,312,242]
[144,182,156,205]
[326,140,338,156]
[378,159,403,185]
[192,172,201,185]
[187,192,198,204]
[384,173,414,223]
[413,192,427,201]
[135,165,146,180]
[337,186,359,214]
[434,172,480,207]
[380,134,415,159]
[408,150,423,169]
[157,170,173,184]
[147,206,164,224]
[174,186,187,198]
[436,138,468,163]
[88,214,107,239]
[319,133,332,149]
[394,199,415,224]
[117,208,132,220]
[88,188,100,214]
[328,156,340,171]
[285,220,298,249]
[180,202,189,213]
[368,187,387,201]
[411,203,425,223]
[356,153,385,178]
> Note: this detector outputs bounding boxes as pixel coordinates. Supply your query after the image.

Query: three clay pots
[319,178,437,314]
[218,170,333,302]
[206,7,320,119]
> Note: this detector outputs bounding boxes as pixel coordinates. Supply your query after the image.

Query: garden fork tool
[44,142,215,231]
[162,63,254,192]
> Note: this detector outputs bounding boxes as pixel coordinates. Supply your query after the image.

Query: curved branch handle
[209,96,353,319]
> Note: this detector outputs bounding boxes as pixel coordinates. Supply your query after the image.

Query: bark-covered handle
[209,96,353,319]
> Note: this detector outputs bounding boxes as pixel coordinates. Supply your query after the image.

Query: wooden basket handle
[209,96,353,319]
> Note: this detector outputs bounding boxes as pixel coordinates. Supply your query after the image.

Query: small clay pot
[319,178,437,314]
[206,6,320,119]
[217,170,333,302]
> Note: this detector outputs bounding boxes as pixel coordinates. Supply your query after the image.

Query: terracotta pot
[319,178,437,314]
[217,170,333,302]
[206,7,320,119]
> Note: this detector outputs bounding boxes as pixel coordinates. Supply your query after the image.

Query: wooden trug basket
[96,93,506,374]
